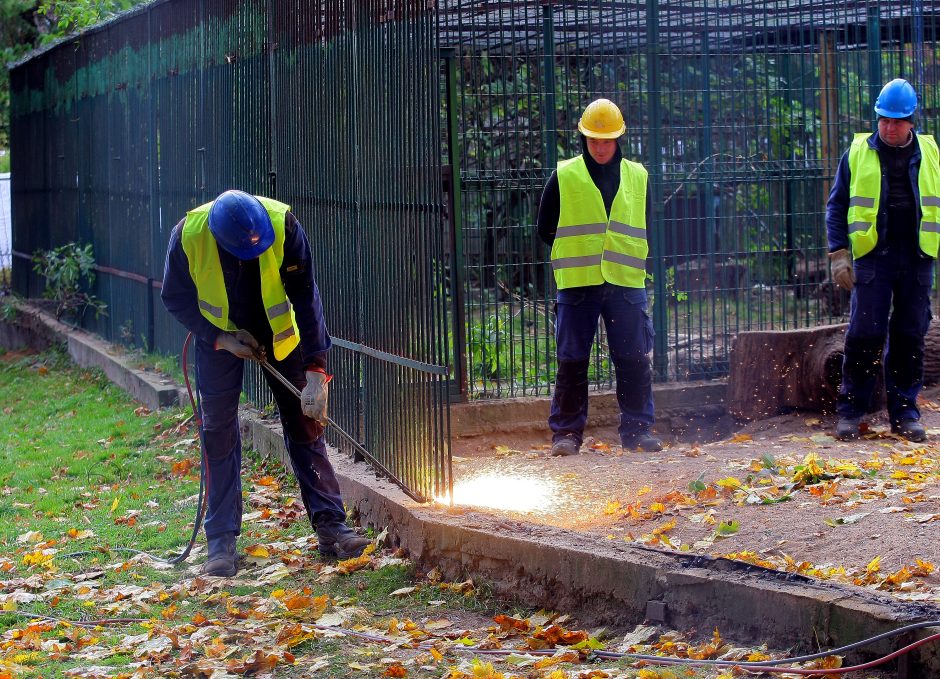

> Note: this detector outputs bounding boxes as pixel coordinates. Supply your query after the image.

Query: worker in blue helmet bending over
[827,79,940,442]
[161,190,369,576]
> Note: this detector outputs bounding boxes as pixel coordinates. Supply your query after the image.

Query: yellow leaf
[430,647,443,661]
[729,433,752,443]
[245,544,270,558]
[865,556,882,574]
[649,502,666,514]
[109,497,120,513]
[637,486,652,496]
[338,554,372,574]
[716,477,742,489]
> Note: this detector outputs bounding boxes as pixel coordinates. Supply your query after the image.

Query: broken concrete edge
[0,300,187,411]
[4,297,939,670]
[241,413,940,672]
[450,381,728,438]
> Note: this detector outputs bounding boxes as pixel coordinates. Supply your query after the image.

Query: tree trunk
[727,324,847,419]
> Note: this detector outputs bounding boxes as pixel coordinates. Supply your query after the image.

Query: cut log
[729,321,940,420]
[924,322,940,386]
[727,324,847,419]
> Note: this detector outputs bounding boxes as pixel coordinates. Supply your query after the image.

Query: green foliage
[0,0,148,149]
[35,0,140,45]
[32,241,107,321]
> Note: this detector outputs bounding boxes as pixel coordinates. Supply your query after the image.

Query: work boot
[550,436,581,457]
[623,433,663,452]
[835,417,862,441]
[891,419,927,443]
[317,521,370,559]
[202,532,238,577]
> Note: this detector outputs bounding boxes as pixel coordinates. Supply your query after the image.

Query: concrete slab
[241,414,940,673]
[0,301,186,410]
[450,381,730,441]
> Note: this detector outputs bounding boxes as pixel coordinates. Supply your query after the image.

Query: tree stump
[924,323,940,385]
[727,324,848,419]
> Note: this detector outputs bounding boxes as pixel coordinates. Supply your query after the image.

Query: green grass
[0,348,746,678]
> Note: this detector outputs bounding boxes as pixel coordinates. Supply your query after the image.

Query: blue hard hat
[207,190,275,260]
[874,78,917,118]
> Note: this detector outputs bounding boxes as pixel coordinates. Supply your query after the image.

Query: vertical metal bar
[913,0,925,99]
[819,31,838,208]
[541,4,557,173]
[266,0,277,198]
[646,0,667,380]
[867,5,882,112]
[443,47,467,402]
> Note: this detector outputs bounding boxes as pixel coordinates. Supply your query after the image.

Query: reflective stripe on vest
[550,155,649,289]
[847,132,940,259]
[181,196,301,360]
[918,135,940,257]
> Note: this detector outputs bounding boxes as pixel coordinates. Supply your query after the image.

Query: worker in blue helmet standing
[161,190,369,576]
[537,99,662,456]
[827,79,940,442]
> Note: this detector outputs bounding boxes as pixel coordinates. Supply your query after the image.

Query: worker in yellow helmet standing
[827,78,940,442]
[537,99,662,456]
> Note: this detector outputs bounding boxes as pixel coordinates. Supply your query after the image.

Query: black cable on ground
[62,332,206,566]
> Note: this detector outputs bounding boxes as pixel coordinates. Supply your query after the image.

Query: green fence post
[443,47,467,401]
[646,0,668,380]
[867,6,882,119]
[542,4,557,172]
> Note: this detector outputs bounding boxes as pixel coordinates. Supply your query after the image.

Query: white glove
[214,330,260,359]
[301,370,331,426]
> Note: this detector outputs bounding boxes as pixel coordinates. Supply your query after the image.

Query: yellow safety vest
[550,155,649,289]
[181,196,300,360]
[846,132,940,258]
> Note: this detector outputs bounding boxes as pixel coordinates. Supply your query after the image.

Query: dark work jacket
[826,131,927,259]
[161,211,330,370]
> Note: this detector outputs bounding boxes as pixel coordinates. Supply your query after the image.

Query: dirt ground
[449,386,940,607]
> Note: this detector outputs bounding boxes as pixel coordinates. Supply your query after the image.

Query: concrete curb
[450,381,728,438]
[0,300,186,410]
[4,300,939,671]
[242,413,940,674]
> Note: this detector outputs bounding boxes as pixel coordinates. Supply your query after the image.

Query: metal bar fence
[9,0,452,503]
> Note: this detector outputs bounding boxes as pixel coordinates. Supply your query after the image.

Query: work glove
[301,369,332,427]
[214,330,261,359]
[829,248,855,291]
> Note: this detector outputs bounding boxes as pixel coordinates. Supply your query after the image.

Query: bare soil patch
[450,388,940,606]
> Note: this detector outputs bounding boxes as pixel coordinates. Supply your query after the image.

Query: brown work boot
[202,532,238,577]
[317,522,370,559]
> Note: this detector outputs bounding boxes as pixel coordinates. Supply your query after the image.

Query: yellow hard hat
[578,99,626,139]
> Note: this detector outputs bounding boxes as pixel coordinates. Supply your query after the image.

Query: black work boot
[317,522,370,559]
[202,532,238,577]
[623,432,663,452]
[835,417,862,441]
[892,419,927,442]
[550,435,581,457]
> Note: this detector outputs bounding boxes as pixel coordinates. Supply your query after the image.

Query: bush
[32,242,107,321]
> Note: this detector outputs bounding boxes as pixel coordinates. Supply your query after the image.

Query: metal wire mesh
[443,0,940,397]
